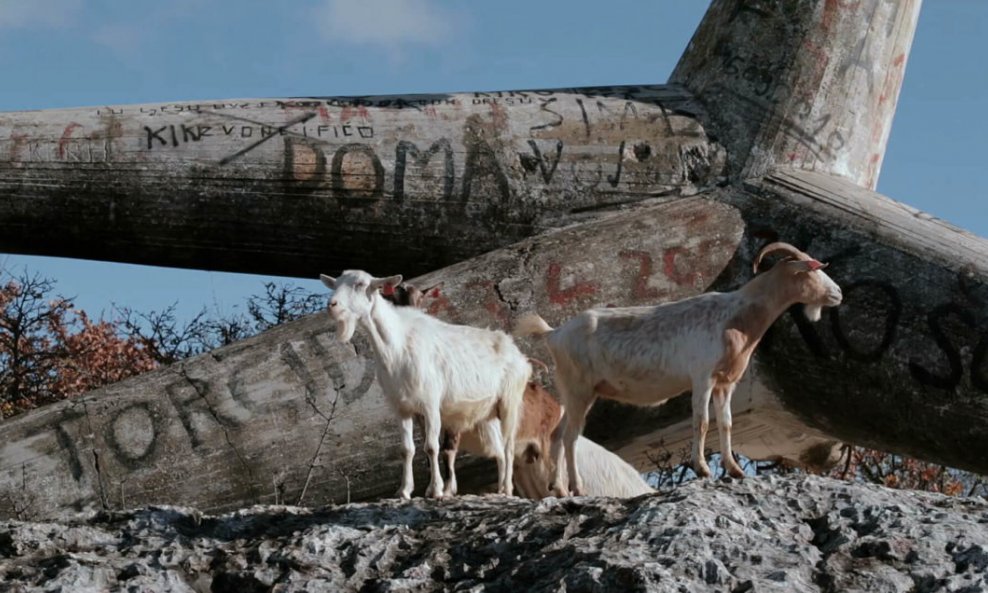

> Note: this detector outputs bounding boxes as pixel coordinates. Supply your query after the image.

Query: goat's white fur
[322,270,529,499]
[565,438,653,497]
[515,242,843,496]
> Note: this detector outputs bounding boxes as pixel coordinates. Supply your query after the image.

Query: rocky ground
[1,475,986,592]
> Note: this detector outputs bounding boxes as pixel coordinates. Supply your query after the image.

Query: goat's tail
[514,312,554,339]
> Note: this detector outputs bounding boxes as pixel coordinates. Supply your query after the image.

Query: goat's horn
[753,242,806,274]
[528,357,550,373]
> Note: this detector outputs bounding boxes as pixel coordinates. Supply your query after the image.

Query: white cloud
[314,0,458,48]
[0,0,82,28]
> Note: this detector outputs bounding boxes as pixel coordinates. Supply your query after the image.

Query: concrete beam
[0,86,722,279]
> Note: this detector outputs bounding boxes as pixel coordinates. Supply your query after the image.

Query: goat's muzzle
[827,287,843,306]
[333,317,356,343]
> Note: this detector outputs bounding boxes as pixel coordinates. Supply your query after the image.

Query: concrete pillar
[672,0,922,189]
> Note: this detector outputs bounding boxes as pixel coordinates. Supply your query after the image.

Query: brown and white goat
[515,242,843,496]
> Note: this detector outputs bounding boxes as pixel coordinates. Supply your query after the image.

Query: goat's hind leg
[397,416,416,499]
[691,377,716,479]
[495,399,520,497]
[422,405,446,499]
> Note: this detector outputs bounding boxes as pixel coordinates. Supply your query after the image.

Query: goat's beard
[804,304,823,322]
[335,318,357,343]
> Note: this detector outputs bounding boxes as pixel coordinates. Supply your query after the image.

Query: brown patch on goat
[714,302,773,386]
[442,430,461,453]
[380,285,411,307]
[381,282,442,309]
[522,382,561,439]
[516,382,562,469]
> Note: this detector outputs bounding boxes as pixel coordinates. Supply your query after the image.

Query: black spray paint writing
[394,139,455,203]
[774,273,987,395]
[23,332,376,482]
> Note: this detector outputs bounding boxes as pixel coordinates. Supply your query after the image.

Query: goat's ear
[422,281,444,297]
[319,274,337,290]
[370,275,403,295]
[791,260,828,273]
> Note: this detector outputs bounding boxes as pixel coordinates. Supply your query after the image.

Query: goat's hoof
[397,491,412,500]
[727,466,745,479]
[550,483,569,497]
[694,465,713,479]
[424,486,446,499]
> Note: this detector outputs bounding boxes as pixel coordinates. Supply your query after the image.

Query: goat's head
[753,242,842,321]
[380,281,444,309]
[320,270,402,343]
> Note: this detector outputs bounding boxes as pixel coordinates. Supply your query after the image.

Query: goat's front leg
[397,416,415,499]
[422,406,446,499]
[441,430,461,497]
[713,383,745,479]
[691,377,715,478]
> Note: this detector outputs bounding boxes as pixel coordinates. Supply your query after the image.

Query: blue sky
[0,1,984,324]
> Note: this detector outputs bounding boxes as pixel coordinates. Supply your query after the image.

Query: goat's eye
[356,282,367,290]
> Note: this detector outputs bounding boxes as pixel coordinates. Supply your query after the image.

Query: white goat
[515,242,843,496]
[321,270,529,499]
[386,281,652,499]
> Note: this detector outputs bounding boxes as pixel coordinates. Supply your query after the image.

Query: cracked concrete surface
[175,365,258,493]
[1,475,985,592]
[276,340,347,506]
